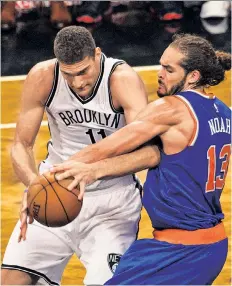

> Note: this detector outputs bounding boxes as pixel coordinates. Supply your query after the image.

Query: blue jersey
[144,90,231,230]
[105,237,228,285]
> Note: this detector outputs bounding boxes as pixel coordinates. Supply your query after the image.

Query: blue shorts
[105,238,228,285]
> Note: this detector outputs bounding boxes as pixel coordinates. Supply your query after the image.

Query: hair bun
[216,51,231,71]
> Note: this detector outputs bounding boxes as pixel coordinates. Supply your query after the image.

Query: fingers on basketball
[27,172,82,227]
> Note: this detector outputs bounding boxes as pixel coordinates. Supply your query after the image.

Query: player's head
[157,33,231,97]
[54,26,101,97]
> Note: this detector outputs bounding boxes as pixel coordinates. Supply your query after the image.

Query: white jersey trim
[45,61,59,107]
[1,264,59,285]
[175,95,199,146]
[65,54,105,104]
[108,60,125,114]
[184,89,216,99]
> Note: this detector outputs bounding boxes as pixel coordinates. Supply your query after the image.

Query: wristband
[24,189,28,193]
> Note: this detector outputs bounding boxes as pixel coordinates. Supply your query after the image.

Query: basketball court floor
[1,67,231,285]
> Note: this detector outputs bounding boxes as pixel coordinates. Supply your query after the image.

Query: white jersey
[44,53,140,191]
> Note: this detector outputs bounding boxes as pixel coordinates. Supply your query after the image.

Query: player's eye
[79,67,89,75]
[63,72,72,77]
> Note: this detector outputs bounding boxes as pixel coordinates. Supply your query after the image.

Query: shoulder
[153,96,187,110]
[146,96,183,124]
[27,59,56,83]
[108,62,147,112]
[150,96,176,109]
[24,59,57,104]
[110,62,142,83]
[109,62,145,97]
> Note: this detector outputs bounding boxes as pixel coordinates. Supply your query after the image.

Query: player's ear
[187,70,201,84]
[95,47,101,57]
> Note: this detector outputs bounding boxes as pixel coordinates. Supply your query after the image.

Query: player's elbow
[11,141,33,162]
[11,142,21,161]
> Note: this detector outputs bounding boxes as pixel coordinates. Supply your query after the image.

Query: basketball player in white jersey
[1,26,158,285]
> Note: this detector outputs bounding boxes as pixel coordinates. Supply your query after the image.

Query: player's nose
[158,67,165,79]
[73,77,85,89]
[158,72,162,79]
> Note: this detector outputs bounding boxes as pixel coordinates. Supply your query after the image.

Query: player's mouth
[75,85,89,93]
[158,83,165,90]
[79,85,88,91]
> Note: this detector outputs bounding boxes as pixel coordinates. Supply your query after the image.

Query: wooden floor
[1,69,231,285]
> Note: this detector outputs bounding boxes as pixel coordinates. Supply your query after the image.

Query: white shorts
[2,161,142,285]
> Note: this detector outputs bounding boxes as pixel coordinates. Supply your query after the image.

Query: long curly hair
[170,33,231,87]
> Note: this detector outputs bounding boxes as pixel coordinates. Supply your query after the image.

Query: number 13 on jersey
[206,144,231,193]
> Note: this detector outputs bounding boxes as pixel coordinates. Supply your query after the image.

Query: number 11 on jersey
[86,128,107,144]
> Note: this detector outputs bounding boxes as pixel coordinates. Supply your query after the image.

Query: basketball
[27,171,82,227]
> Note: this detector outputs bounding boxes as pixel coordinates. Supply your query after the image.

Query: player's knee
[1,268,39,285]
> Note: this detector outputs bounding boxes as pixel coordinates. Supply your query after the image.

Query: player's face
[157,46,187,97]
[59,47,101,97]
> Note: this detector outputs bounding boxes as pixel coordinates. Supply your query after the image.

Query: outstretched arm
[52,144,160,199]
[94,144,160,179]
[69,97,178,163]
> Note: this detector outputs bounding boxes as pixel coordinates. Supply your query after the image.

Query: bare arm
[11,61,54,187]
[12,99,43,187]
[54,144,160,199]
[95,144,160,179]
[55,144,160,180]
[68,96,179,163]
[11,60,55,242]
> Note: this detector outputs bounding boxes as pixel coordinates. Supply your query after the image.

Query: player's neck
[184,84,206,94]
[184,86,214,97]
[193,86,205,94]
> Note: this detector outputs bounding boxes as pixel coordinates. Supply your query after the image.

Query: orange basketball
[27,171,82,227]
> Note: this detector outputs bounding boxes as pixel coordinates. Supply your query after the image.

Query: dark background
[1,2,231,76]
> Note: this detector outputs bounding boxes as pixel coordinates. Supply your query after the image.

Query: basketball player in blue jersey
[51,34,231,285]
[1,26,160,285]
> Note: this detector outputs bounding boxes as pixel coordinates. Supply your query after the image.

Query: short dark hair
[170,33,231,87]
[54,26,96,64]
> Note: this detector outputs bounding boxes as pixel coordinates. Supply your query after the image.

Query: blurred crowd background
[1,1,231,75]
